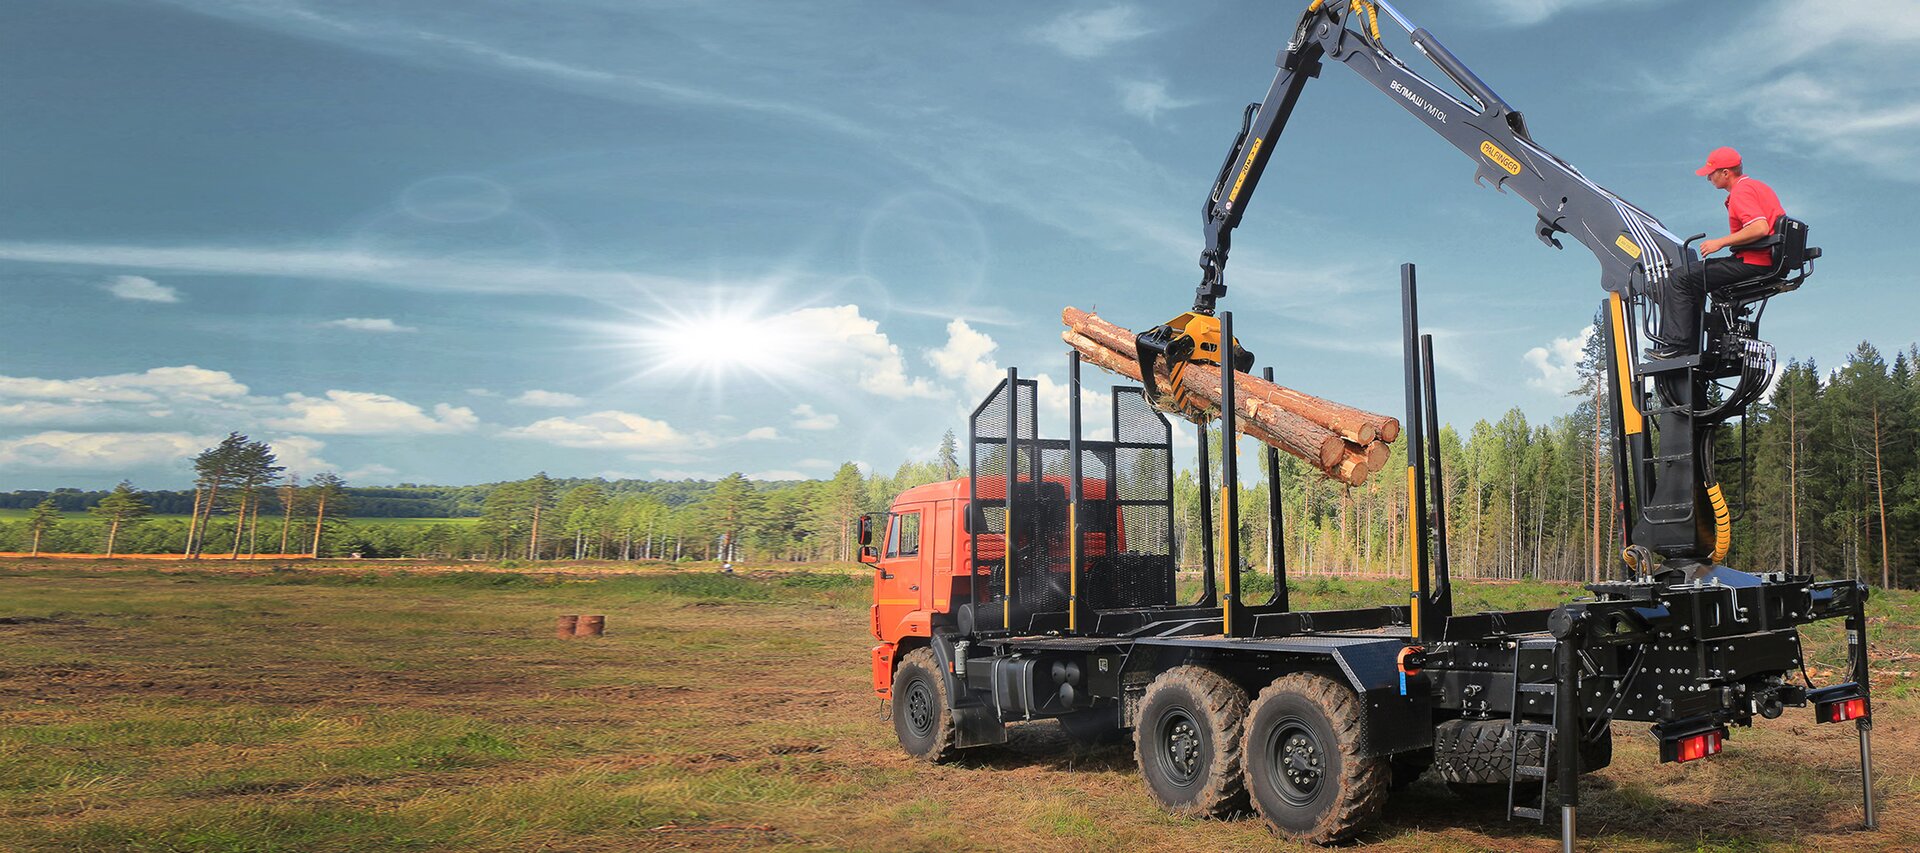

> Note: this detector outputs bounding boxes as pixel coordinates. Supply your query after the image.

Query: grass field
[0,559,1913,851]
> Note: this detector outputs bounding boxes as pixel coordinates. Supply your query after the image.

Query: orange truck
[859,364,1875,846]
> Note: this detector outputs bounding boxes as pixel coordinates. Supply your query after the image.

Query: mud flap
[952,703,1007,748]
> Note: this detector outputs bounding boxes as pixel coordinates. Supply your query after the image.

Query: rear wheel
[1134,666,1250,817]
[1242,673,1388,845]
[891,648,957,763]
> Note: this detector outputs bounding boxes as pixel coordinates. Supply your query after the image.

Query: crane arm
[1139,1,1689,401]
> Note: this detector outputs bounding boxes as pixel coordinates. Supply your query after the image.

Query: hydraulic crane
[1134,0,1818,575]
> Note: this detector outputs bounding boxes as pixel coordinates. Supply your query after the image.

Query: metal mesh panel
[1115,387,1170,445]
[968,378,1175,629]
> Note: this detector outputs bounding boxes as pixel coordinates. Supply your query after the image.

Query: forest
[3,338,1916,587]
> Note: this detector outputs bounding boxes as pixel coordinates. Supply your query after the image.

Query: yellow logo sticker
[1615,234,1642,259]
[1229,138,1263,203]
[1479,140,1522,176]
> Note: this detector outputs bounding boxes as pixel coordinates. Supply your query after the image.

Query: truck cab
[863,479,978,697]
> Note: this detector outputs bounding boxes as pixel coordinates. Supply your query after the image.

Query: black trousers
[1657,257,1769,349]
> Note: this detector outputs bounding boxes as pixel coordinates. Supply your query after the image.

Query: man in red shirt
[1652,146,1788,357]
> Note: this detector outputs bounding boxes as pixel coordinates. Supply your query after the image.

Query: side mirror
[858,544,880,565]
[857,513,876,547]
[962,502,987,535]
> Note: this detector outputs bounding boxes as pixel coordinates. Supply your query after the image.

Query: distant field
[0,509,478,528]
[0,561,1911,851]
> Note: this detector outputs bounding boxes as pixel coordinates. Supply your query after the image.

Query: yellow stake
[1406,466,1422,639]
[1220,486,1234,636]
[1068,503,1078,632]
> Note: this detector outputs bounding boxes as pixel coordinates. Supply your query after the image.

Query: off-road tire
[1433,718,1612,802]
[891,648,958,763]
[1241,673,1389,845]
[1133,666,1250,817]
[1058,705,1126,746]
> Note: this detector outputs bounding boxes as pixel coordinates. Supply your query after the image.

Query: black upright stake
[1003,367,1018,632]
[1220,312,1244,637]
[1848,588,1877,828]
[1196,421,1216,606]
[1263,366,1288,611]
[1067,352,1084,634]
[1400,263,1431,643]
[1420,334,1452,623]
[1554,617,1584,851]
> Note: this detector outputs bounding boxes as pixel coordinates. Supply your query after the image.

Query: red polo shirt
[1726,175,1785,266]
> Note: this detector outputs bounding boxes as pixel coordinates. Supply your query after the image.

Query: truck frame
[864,272,1874,848]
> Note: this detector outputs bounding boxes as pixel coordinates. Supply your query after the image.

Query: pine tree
[306,473,349,557]
[89,481,151,557]
[938,429,960,480]
[25,499,61,556]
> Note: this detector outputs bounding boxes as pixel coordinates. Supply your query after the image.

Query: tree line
[7,339,1918,590]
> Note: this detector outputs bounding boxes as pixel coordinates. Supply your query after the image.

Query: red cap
[1695,146,1741,176]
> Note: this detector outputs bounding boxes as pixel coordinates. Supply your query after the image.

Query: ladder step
[1514,765,1548,778]
[1514,723,1557,734]
[1511,805,1544,821]
[1516,683,1556,693]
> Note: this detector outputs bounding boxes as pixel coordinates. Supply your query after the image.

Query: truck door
[874,507,927,639]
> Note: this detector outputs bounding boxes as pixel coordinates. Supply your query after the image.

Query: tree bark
[1063,330,1358,481]
[1063,308,1398,443]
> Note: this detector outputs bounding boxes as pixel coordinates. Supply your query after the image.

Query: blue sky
[1,0,1913,490]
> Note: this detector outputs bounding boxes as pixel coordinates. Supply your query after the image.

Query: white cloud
[1117,79,1198,123]
[0,431,213,469]
[0,366,248,405]
[466,388,499,397]
[103,275,180,303]
[510,389,585,407]
[1033,6,1151,58]
[321,317,417,333]
[265,435,336,476]
[1523,325,1596,392]
[1664,0,1920,177]
[0,401,107,425]
[926,318,1004,401]
[268,391,478,435]
[743,426,781,441]
[343,463,398,482]
[502,409,706,453]
[781,305,943,399]
[790,403,839,431]
[746,469,810,481]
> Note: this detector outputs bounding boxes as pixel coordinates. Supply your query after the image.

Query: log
[1363,440,1390,472]
[1063,330,1347,476]
[1062,308,1399,444]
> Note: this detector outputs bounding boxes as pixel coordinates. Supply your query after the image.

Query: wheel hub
[906,681,935,737]
[1271,722,1324,805]
[1161,712,1203,785]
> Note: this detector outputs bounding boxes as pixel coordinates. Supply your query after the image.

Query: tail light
[1673,731,1723,763]
[1808,683,1870,724]
[1653,719,1728,764]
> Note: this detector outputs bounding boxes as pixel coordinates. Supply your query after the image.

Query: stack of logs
[1062,308,1398,486]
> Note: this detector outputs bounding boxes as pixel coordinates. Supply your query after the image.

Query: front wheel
[891,648,957,763]
[1242,673,1388,844]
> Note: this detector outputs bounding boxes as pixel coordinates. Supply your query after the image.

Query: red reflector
[1677,731,1722,763]
[1831,697,1868,722]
